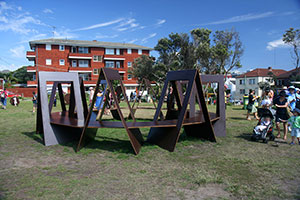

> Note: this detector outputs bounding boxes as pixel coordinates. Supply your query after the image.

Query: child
[254,116,272,134]
[288,108,300,145]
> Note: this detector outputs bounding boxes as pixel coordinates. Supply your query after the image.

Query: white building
[235,67,286,101]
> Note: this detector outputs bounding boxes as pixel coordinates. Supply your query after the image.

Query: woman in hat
[246,89,259,120]
[274,90,289,140]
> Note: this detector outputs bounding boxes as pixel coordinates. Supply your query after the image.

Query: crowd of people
[246,86,300,144]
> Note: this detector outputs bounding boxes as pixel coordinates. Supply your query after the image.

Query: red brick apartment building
[26,38,153,94]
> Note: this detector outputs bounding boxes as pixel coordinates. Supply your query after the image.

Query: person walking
[246,89,259,120]
[0,88,8,109]
[274,90,289,140]
[32,92,37,113]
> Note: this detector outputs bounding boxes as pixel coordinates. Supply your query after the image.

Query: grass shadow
[229,117,247,120]
[22,131,44,144]
[235,132,253,141]
[75,135,134,154]
[232,107,244,110]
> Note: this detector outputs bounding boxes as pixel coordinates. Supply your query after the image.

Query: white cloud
[156,19,166,25]
[115,18,140,32]
[19,33,48,43]
[10,45,25,58]
[0,2,12,14]
[95,34,118,39]
[128,39,138,43]
[266,38,290,50]
[76,18,124,31]
[43,8,53,14]
[0,16,43,34]
[141,33,157,43]
[200,12,274,26]
[0,2,46,35]
[0,63,17,71]
[53,29,78,39]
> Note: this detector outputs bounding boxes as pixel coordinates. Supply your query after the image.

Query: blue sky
[0,0,299,73]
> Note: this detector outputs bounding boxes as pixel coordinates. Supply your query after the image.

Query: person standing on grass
[287,86,296,112]
[274,90,289,140]
[246,89,259,120]
[89,87,94,105]
[32,92,37,113]
[0,88,8,109]
[287,108,300,145]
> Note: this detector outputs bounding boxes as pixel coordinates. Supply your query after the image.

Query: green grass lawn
[0,99,300,200]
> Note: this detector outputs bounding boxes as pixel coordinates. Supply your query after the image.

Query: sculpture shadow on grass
[22,131,44,145]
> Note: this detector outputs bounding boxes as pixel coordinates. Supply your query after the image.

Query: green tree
[191,28,216,73]
[283,28,300,68]
[131,55,156,82]
[212,29,243,76]
[12,66,33,84]
[154,33,196,72]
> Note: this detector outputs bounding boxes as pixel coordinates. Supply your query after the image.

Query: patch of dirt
[167,184,232,200]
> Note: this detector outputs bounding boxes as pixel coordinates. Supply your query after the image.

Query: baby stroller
[251,108,276,143]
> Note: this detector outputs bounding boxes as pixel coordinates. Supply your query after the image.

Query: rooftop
[29,38,153,50]
[236,67,287,78]
[277,68,300,79]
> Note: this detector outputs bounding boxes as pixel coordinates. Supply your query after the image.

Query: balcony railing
[26,51,36,61]
[69,53,92,59]
[27,66,36,72]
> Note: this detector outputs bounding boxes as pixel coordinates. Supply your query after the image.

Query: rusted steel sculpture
[37,68,225,155]
[36,72,96,146]
[128,78,163,120]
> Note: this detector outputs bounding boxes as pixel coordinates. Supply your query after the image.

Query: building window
[116,49,120,55]
[138,49,142,55]
[127,74,132,80]
[72,60,77,67]
[78,60,89,67]
[120,73,124,80]
[240,89,245,95]
[78,47,89,54]
[105,61,114,68]
[59,59,65,66]
[116,61,121,68]
[93,69,99,75]
[105,48,114,55]
[127,62,132,67]
[46,59,52,65]
[59,45,65,51]
[78,73,91,81]
[93,55,102,62]
[46,44,51,51]
[249,79,255,85]
[239,79,245,85]
[127,48,132,54]
[71,46,77,53]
